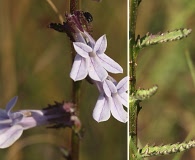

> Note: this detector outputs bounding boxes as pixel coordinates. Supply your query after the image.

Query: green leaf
[134,85,158,101]
[136,28,192,50]
[138,140,195,158]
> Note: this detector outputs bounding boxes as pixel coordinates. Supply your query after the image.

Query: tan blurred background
[135,0,195,160]
[0,0,127,160]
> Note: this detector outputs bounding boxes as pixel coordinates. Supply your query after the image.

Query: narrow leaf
[138,140,195,158]
[135,85,158,101]
[137,28,192,50]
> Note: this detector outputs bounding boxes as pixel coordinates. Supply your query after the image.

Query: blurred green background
[135,0,195,160]
[0,0,127,160]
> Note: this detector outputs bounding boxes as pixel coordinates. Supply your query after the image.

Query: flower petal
[0,109,8,120]
[97,53,123,73]
[0,125,10,134]
[117,76,128,93]
[107,75,117,84]
[84,31,95,48]
[73,42,92,58]
[94,81,104,93]
[10,112,24,125]
[6,96,18,115]
[70,54,89,81]
[118,92,128,107]
[19,111,47,130]
[93,94,111,122]
[88,56,108,81]
[74,32,86,43]
[94,35,107,54]
[103,80,117,97]
[0,125,23,148]
[109,95,127,123]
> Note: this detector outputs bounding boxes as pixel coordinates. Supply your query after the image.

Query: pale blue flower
[92,76,128,123]
[0,97,78,148]
[70,35,123,82]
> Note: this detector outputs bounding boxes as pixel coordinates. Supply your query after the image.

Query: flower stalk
[71,80,81,160]
[129,0,139,159]
[70,1,81,160]
[49,2,127,159]
[70,0,81,14]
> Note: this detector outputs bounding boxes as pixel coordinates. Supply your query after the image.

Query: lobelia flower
[70,34,123,82]
[50,11,127,123]
[0,96,80,148]
[50,11,123,82]
[92,76,128,123]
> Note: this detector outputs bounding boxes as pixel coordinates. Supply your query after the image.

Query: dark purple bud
[49,11,93,42]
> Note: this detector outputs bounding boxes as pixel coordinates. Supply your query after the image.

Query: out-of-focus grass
[136,0,195,160]
[0,0,127,160]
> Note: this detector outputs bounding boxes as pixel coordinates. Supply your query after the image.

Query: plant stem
[129,0,139,159]
[71,81,81,160]
[70,0,81,13]
[70,1,81,160]
[130,0,138,93]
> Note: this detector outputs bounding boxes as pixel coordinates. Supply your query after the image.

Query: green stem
[70,1,81,160]
[129,0,139,159]
[71,81,81,160]
[130,0,138,93]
